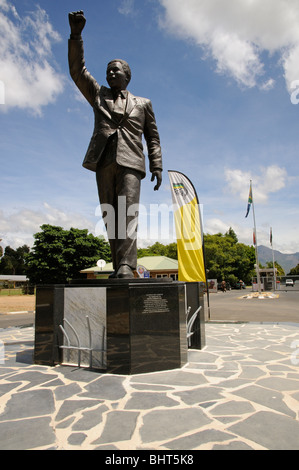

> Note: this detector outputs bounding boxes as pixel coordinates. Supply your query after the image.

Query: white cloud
[0,2,64,115]
[118,0,136,17]
[283,45,299,92]
[0,203,96,249]
[225,165,287,203]
[204,217,230,235]
[159,0,299,91]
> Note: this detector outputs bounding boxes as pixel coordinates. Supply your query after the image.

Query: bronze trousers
[96,161,141,271]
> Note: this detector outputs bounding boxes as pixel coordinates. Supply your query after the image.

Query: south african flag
[245,183,252,218]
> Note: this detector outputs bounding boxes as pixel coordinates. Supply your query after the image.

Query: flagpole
[250,180,262,294]
[199,211,211,320]
[270,228,277,291]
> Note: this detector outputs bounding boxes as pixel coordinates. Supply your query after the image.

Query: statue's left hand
[151,170,162,191]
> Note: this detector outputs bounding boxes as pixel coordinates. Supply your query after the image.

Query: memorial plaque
[141,293,170,314]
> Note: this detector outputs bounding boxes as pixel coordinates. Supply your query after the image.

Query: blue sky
[1,0,299,255]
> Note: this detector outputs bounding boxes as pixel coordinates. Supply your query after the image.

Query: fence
[0,285,35,295]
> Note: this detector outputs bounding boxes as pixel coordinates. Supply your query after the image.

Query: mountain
[258,245,299,275]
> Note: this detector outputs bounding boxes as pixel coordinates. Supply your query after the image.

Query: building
[0,275,29,289]
[252,268,278,291]
[80,256,179,280]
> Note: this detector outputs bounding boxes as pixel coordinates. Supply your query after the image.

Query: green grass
[0,288,23,296]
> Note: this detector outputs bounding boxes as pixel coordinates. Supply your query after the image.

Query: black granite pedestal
[34,284,64,367]
[185,282,206,350]
[34,279,205,375]
[105,280,187,374]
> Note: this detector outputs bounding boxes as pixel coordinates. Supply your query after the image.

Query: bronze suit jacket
[68,39,163,177]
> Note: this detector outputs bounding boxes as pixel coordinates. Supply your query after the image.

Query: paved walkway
[1,321,299,450]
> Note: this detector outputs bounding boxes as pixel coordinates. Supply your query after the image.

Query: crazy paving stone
[124,392,179,410]
[55,399,100,422]
[164,429,237,450]
[0,389,55,421]
[228,411,299,450]
[256,377,299,392]
[54,383,83,401]
[209,400,255,416]
[140,408,211,443]
[91,410,139,445]
[0,417,55,450]
[173,386,224,406]
[72,404,109,431]
[232,384,296,418]
[81,376,127,400]
[67,432,87,446]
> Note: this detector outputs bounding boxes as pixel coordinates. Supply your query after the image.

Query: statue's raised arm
[68,10,86,39]
[68,11,99,107]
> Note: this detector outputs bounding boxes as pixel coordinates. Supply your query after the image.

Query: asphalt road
[0,289,298,329]
[0,311,35,329]
[206,289,299,323]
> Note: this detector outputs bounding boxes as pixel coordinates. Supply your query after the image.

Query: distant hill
[258,245,299,275]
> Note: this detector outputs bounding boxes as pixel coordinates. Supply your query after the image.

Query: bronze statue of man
[68,11,163,279]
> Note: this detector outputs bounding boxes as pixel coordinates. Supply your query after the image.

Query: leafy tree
[288,264,299,275]
[164,242,177,260]
[226,227,238,244]
[203,228,255,285]
[0,245,30,275]
[25,225,111,284]
[265,261,285,276]
[137,241,177,259]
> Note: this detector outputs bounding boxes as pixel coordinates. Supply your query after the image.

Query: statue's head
[106,59,131,90]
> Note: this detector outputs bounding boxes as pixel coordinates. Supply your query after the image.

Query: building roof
[0,275,28,282]
[258,268,277,274]
[137,256,178,270]
[81,256,178,273]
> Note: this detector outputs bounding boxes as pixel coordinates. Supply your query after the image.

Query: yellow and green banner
[168,170,206,282]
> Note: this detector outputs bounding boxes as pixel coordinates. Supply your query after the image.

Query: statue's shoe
[116,265,134,279]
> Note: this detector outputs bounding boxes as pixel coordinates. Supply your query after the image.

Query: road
[0,294,35,328]
[0,289,298,329]
[206,289,299,323]
[0,311,35,329]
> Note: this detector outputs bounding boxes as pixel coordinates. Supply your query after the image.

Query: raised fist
[68,10,86,36]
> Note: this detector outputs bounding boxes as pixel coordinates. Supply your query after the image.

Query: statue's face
[106,62,128,90]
